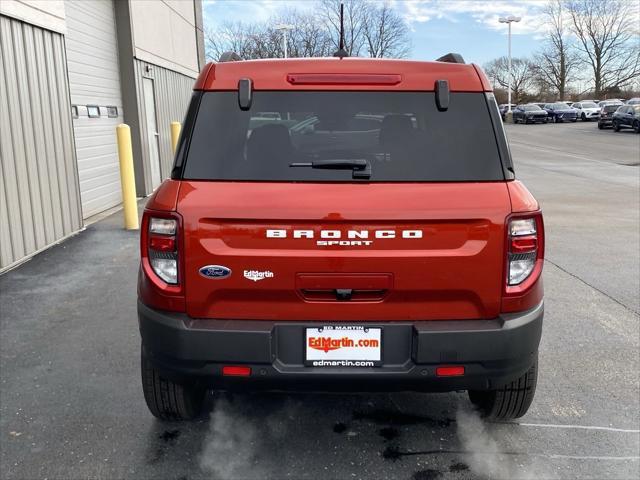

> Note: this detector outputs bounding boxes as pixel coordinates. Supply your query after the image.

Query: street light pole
[508,21,512,108]
[275,24,295,58]
[499,15,521,115]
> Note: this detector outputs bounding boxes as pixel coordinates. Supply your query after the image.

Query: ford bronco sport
[138,54,544,421]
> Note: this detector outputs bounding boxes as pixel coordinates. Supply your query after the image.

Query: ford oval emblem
[199,265,232,279]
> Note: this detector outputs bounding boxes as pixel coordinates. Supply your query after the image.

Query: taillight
[148,217,178,284]
[507,216,541,286]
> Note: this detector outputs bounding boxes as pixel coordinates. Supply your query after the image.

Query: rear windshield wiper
[290,159,371,179]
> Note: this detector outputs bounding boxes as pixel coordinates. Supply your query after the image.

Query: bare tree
[204,1,411,61]
[532,0,579,99]
[276,10,334,58]
[204,22,264,61]
[319,0,368,56]
[484,57,536,104]
[320,0,411,58]
[362,2,411,58]
[566,0,640,96]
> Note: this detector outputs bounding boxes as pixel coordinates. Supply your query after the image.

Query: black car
[612,105,640,133]
[598,104,622,129]
[543,103,578,123]
[498,104,516,120]
[513,104,548,124]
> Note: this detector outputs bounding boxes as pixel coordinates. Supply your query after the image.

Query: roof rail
[436,53,465,64]
[219,51,242,62]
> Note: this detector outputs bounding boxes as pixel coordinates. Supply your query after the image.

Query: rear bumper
[138,301,543,393]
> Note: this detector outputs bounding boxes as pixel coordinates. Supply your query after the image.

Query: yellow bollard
[115,124,139,230]
[170,121,181,154]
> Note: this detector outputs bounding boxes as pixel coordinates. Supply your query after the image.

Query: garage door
[65,0,123,219]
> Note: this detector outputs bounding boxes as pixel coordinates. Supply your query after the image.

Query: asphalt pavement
[1,120,639,480]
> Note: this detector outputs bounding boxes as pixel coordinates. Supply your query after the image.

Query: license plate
[305,326,382,367]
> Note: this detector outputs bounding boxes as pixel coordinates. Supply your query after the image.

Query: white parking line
[509,139,632,166]
[543,454,639,461]
[509,422,640,433]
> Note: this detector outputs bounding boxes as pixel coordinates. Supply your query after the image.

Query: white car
[572,102,600,121]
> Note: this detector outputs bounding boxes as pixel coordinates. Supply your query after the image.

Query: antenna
[333,3,349,58]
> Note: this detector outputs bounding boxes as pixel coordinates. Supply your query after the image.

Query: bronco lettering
[266,229,423,239]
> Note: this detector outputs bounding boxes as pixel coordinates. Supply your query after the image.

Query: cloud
[203,0,314,29]
[398,0,548,35]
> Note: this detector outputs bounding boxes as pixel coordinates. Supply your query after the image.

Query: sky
[202,0,556,66]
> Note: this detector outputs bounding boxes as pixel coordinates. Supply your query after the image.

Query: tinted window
[523,105,541,111]
[183,92,504,182]
[604,105,620,112]
[582,102,598,108]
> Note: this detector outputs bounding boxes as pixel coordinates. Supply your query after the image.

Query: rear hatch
[176,89,511,321]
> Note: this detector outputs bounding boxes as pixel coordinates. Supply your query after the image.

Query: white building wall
[65,0,124,218]
[0,14,83,271]
[129,0,200,78]
[0,0,66,33]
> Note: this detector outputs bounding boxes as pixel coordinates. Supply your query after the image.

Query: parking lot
[1,121,639,480]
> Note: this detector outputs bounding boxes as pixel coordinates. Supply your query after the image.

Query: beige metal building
[0,0,205,272]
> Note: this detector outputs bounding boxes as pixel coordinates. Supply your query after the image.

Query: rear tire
[598,122,603,129]
[633,120,639,133]
[141,347,206,421]
[581,113,587,121]
[613,121,621,132]
[468,356,538,421]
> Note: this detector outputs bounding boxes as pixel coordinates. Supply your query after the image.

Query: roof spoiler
[219,51,241,62]
[436,53,465,64]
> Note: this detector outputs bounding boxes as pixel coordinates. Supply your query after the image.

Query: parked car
[534,103,546,109]
[572,101,600,121]
[499,103,517,120]
[137,54,545,421]
[612,104,640,132]
[598,100,623,108]
[543,102,578,123]
[598,104,622,129]
[626,98,640,105]
[513,104,549,124]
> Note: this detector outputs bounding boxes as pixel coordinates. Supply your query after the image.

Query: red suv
[138,54,544,421]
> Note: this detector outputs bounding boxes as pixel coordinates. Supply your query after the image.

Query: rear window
[182,91,504,182]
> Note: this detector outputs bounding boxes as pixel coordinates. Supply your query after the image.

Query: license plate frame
[304,326,383,367]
